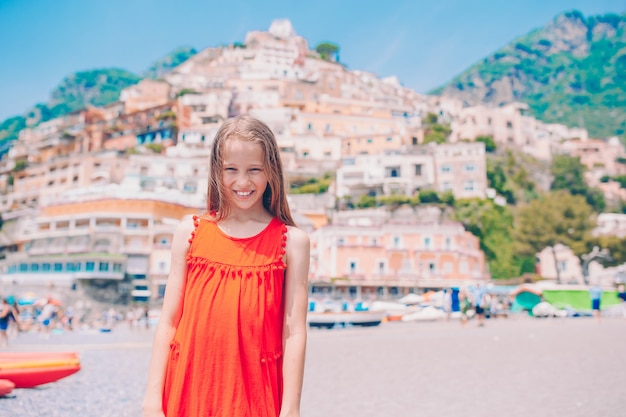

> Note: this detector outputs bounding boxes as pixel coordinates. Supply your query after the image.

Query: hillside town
[1,19,625,305]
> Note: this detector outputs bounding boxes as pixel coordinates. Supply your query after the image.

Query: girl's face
[221,138,269,214]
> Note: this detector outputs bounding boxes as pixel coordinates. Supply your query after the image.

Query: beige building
[120,79,172,114]
[336,151,435,199]
[430,142,487,199]
[560,136,626,179]
[0,199,196,300]
[450,102,589,161]
[3,151,127,212]
[310,211,487,298]
[536,244,584,284]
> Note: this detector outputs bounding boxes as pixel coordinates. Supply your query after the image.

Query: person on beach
[473,283,487,326]
[589,283,603,320]
[142,115,310,417]
[459,289,470,326]
[616,284,626,319]
[0,298,11,347]
[7,297,22,338]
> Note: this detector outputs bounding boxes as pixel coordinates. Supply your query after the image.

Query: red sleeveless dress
[162,215,287,417]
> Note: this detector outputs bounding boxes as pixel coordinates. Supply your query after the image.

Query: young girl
[142,115,310,417]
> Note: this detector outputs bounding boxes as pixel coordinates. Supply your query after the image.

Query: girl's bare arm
[280,226,310,417]
[142,216,194,416]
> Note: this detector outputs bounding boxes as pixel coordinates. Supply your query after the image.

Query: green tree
[356,195,376,208]
[0,115,27,149]
[422,112,451,144]
[418,190,440,204]
[289,175,331,195]
[454,198,530,279]
[515,191,595,283]
[13,159,27,172]
[551,155,605,211]
[315,42,340,62]
[583,235,626,267]
[475,135,497,152]
[551,155,588,194]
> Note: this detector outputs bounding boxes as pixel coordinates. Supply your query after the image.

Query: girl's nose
[236,174,250,186]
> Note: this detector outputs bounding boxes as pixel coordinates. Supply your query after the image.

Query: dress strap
[277,223,288,268]
[187,215,200,245]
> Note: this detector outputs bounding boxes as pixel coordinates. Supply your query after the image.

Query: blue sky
[0,0,624,121]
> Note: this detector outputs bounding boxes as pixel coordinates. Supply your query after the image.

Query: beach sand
[1,316,624,417]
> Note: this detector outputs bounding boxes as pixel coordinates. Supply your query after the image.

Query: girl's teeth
[237,191,252,196]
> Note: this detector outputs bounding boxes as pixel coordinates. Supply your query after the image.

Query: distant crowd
[0,295,155,348]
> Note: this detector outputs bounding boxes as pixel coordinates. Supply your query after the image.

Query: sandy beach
[1,316,624,417]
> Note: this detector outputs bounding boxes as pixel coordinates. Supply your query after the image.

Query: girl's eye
[225,167,237,171]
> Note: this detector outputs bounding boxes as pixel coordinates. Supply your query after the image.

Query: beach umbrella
[17,293,38,306]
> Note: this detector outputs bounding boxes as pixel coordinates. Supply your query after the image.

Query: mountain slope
[0,46,199,155]
[144,46,197,79]
[432,11,626,138]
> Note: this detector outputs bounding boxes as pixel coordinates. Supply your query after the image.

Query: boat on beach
[0,351,81,388]
[307,310,385,328]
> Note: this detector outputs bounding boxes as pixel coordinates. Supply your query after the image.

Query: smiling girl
[143,115,309,417]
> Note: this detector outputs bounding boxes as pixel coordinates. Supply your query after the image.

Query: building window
[464,163,476,172]
[393,236,401,248]
[443,262,453,273]
[113,263,123,272]
[424,237,431,249]
[378,261,385,274]
[414,164,422,176]
[42,263,51,272]
[445,237,451,249]
[440,164,452,173]
[349,260,357,274]
[54,263,63,272]
[371,238,378,246]
[506,121,513,128]
[429,263,436,273]
[30,263,39,272]
[460,261,468,274]
[99,262,109,272]
[558,260,567,272]
[412,137,418,145]
[442,182,453,191]
[385,166,401,178]
[86,262,95,272]
[464,180,476,191]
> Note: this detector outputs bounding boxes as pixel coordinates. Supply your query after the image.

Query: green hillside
[144,46,197,79]
[432,11,626,138]
[0,46,198,155]
[38,68,142,120]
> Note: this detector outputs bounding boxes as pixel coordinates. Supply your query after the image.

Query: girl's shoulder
[285,225,310,249]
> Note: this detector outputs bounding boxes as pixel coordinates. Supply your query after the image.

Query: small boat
[0,379,15,396]
[307,310,385,329]
[0,352,81,388]
[0,351,78,361]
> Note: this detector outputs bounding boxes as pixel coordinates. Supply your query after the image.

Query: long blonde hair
[207,115,295,226]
